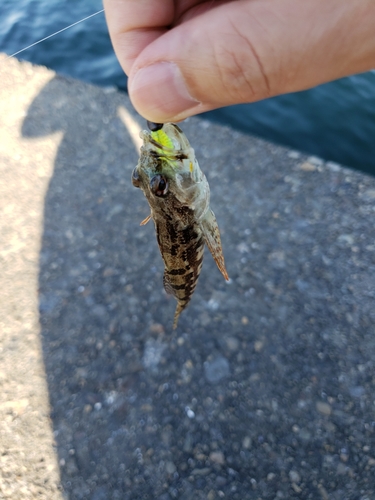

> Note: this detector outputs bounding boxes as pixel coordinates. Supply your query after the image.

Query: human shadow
[24,75,375,499]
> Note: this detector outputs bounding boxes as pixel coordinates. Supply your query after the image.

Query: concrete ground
[1,54,375,500]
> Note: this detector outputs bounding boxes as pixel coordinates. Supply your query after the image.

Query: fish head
[132,123,209,217]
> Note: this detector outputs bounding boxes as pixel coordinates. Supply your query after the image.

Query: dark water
[1,0,375,174]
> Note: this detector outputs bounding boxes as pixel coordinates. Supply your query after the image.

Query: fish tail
[173,301,186,329]
[164,273,192,329]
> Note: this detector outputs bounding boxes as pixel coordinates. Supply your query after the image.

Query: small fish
[132,121,229,328]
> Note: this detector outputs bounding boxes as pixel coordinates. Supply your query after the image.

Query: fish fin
[200,209,229,281]
[163,273,174,296]
[173,302,185,329]
[140,214,152,226]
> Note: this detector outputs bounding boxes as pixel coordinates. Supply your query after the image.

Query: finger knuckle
[213,28,272,103]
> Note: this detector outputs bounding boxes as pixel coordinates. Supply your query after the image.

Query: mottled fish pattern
[132,122,228,328]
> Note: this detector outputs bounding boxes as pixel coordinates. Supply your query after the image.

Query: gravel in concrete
[1,54,375,500]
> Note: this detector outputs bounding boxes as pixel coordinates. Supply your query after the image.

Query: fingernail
[129,62,200,121]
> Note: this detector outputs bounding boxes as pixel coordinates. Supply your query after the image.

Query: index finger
[103,0,175,75]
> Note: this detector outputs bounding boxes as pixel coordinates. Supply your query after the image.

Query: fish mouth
[148,135,175,153]
[144,122,188,154]
[151,125,176,151]
[146,121,163,132]
[140,123,194,177]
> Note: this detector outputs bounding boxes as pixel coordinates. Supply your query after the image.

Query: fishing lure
[132,121,229,328]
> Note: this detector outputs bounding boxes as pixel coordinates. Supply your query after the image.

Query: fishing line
[7,9,105,59]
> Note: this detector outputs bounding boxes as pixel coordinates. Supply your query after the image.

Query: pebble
[291,482,302,493]
[149,323,165,334]
[242,436,252,449]
[326,161,341,172]
[2,398,29,416]
[337,462,347,475]
[207,490,215,500]
[340,452,349,462]
[316,401,332,416]
[209,451,225,465]
[165,461,176,474]
[361,188,375,200]
[318,484,329,500]
[299,161,316,172]
[289,470,301,483]
[207,298,220,311]
[307,155,323,166]
[191,467,210,476]
[288,151,301,159]
[183,434,193,452]
[185,407,195,419]
[349,386,365,398]
[215,476,227,486]
[204,356,230,384]
[225,336,239,351]
[254,340,264,352]
[337,234,354,245]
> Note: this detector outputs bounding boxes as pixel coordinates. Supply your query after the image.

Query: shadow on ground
[23,76,375,499]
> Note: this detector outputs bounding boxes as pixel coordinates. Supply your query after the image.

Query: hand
[104,0,375,123]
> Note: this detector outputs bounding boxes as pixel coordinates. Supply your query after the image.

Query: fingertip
[128,62,201,122]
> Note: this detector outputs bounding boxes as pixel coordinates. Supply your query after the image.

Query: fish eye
[147,121,164,132]
[131,167,140,188]
[150,174,168,197]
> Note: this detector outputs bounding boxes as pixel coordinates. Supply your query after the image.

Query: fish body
[132,122,228,328]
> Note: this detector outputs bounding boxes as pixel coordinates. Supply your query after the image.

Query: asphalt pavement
[1,54,375,500]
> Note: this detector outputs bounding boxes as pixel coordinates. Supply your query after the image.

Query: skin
[103,0,375,123]
[133,124,228,327]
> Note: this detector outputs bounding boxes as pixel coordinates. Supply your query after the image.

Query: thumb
[127,0,369,123]
[128,2,276,122]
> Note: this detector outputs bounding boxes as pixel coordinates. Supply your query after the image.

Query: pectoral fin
[200,209,229,281]
[140,214,152,226]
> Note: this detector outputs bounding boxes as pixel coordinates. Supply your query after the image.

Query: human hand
[104,0,375,123]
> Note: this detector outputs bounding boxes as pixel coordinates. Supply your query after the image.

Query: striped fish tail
[173,300,189,329]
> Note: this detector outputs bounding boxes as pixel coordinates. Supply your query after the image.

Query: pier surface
[1,54,375,499]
